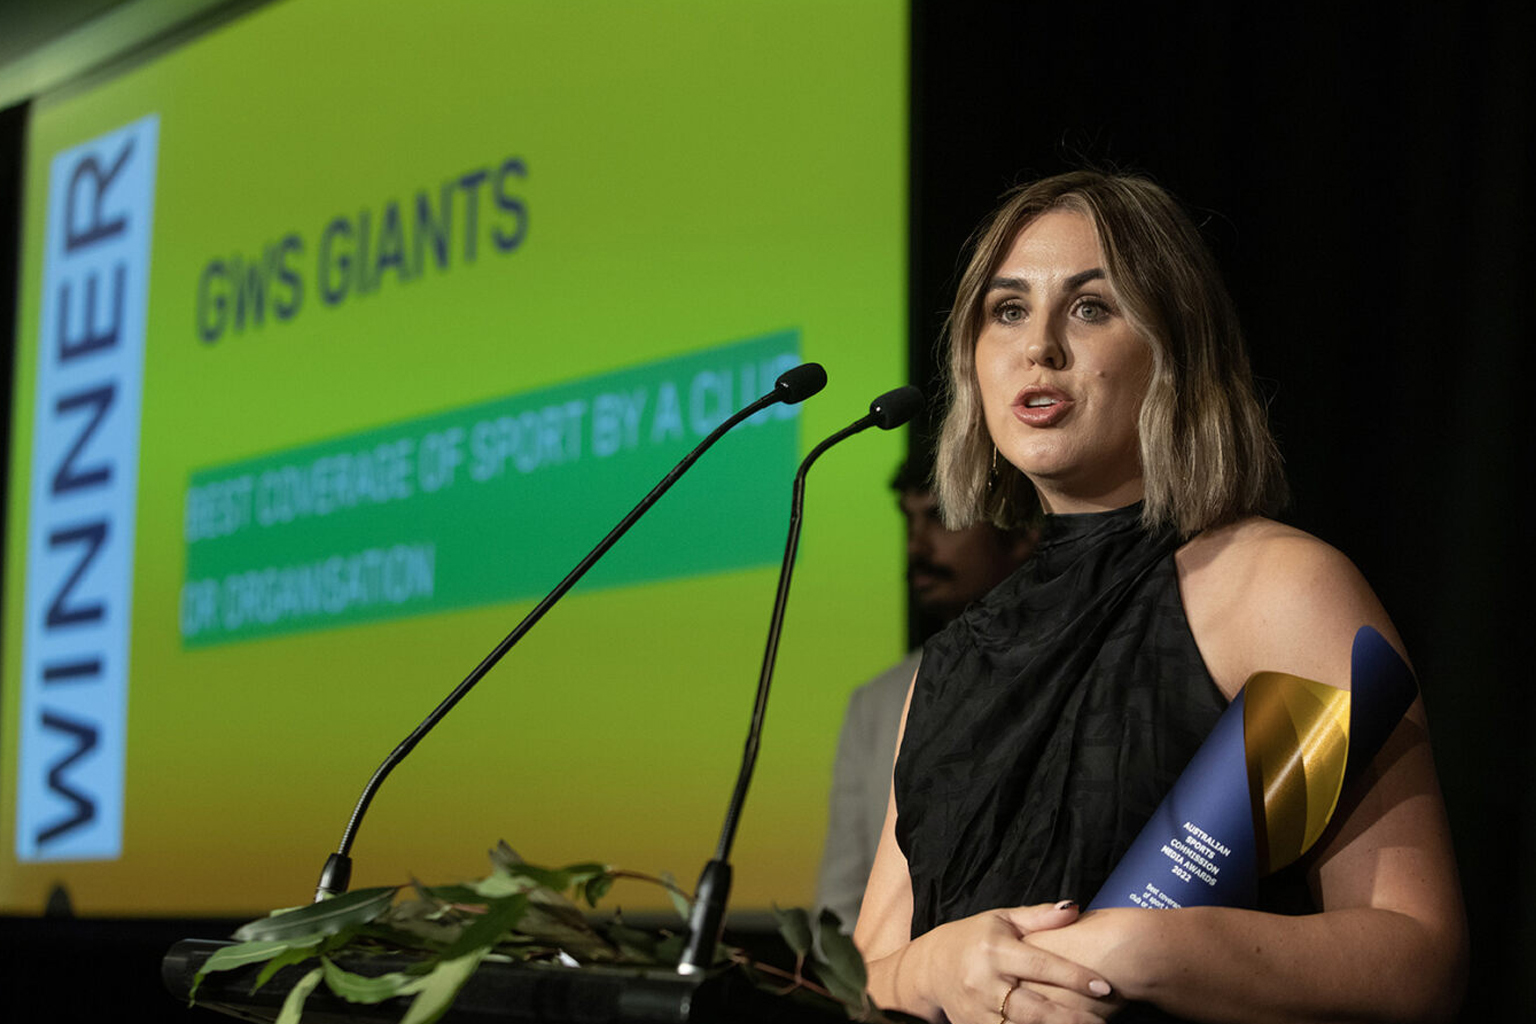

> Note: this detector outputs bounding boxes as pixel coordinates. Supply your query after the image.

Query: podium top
[164,938,850,1024]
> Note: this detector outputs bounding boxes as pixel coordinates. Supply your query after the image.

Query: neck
[1032,477,1145,516]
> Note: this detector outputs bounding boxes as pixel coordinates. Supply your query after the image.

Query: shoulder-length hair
[935,171,1287,537]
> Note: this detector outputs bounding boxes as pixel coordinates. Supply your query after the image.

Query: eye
[990,297,1026,324]
[1074,296,1113,323]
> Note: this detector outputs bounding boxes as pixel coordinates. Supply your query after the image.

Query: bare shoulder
[1177,516,1358,592]
[1175,517,1406,699]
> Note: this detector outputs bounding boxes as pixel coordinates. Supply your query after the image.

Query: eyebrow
[986,267,1106,293]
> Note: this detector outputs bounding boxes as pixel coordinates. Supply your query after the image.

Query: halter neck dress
[895,503,1228,931]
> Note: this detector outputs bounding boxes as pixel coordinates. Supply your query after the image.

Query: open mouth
[1014,386,1072,424]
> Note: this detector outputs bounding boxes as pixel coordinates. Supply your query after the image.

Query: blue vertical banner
[15,115,158,861]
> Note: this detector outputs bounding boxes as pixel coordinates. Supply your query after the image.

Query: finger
[1008,983,1117,1024]
[993,940,1113,1001]
[1000,900,1081,936]
[1021,981,1123,1019]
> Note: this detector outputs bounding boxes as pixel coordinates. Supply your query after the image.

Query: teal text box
[180,331,801,646]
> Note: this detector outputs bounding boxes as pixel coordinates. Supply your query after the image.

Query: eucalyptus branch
[189,845,896,1024]
[605,868,696,902]
[727,948,835,1000]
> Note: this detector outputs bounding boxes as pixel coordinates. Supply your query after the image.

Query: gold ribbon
[1241,671,1351,875]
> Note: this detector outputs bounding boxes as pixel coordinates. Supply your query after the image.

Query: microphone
[773,361,828,404]
[867,385,923,430]
[677,384,922,974]
[312,362,826,901]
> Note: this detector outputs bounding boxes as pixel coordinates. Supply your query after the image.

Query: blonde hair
[936,171,1286,536]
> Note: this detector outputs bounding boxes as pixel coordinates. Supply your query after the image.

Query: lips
[907,559,953,590]
[1013,385,1074,427]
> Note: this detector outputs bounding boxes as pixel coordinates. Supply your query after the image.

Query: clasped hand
[899,902,1120,1024]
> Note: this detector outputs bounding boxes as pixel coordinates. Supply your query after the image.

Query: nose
[906,516,934,559]
[1024,316,1067,369]
[906,520,925,557]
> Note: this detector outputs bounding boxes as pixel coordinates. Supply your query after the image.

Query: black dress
[895,503,1227,933]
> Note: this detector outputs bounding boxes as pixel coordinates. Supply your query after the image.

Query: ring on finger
[997,980,1021,1024]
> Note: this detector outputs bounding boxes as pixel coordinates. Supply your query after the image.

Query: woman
[853,172,1466,1024]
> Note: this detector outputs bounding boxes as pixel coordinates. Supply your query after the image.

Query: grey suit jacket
[814,651,920,931]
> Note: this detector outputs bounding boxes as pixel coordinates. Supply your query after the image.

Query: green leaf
[816,909,866,986]
[653,932,686,965]
[234,886,398,942]
[504,862,572,892]
[471,872,525,898]
[660,871,692,922]
[474,856,593,900]
[530,881,584,913]
[261,904,304,918]
[274,966,324,1024]
[390,889,472,920]
[382,902,468,947]
[398,949,489,1024]
[815,908,869,1010]
[515,900,617,961]
[582,873,614,907]
[251,942,325,995]
[604,921,662,962]
[188,939,308,1004]
[773,905,814,959]
[488,840,522,871]
[320,957,420,1004]
[443,893,529,959]
[418,883,484,904]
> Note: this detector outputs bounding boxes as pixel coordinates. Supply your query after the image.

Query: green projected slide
[181,333,802,646]
[2,0,907,916]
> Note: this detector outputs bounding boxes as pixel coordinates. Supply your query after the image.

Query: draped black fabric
[895,504,1228,936]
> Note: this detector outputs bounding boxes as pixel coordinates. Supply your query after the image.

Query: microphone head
[774,362,827,405]
[868,385,923,429]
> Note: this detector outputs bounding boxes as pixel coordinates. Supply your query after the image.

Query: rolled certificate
[1088,626,1418,911]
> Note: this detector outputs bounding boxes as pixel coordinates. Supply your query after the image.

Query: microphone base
[675,859,732,975]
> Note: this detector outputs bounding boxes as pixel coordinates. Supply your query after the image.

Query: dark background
[905,6,1534,1023]
[2,1,1532,1019]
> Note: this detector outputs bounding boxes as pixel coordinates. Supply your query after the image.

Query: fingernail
[1054,899,1078,911]
[1089,979,1112,997]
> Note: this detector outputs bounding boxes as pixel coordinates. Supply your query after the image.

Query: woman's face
[974,209,1153,514]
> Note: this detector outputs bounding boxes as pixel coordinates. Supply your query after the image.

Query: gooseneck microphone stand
[676,384,922,974]
[313,362,828,901]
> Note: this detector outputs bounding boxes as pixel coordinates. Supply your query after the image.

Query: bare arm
[1024,523,1468,1022]
[854,674,1118,1024]
[850,675,916,968]
[1027,709,1465,1022]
